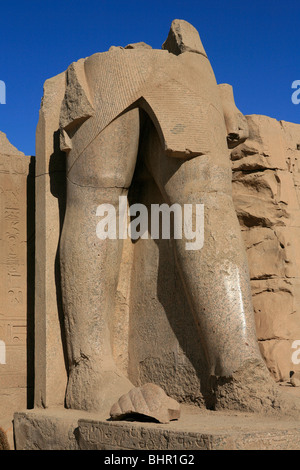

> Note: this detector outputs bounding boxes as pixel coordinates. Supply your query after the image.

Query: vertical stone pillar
[35,72,68,408]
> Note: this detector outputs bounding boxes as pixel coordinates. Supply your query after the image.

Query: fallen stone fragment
[110,383,181,424]
[290,372,300,387]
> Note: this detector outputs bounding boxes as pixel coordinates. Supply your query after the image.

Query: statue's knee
[67,109,140,188]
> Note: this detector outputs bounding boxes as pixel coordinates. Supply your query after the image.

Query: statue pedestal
[14,405,300,450]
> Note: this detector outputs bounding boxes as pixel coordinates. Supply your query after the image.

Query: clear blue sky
[0,0,299,156]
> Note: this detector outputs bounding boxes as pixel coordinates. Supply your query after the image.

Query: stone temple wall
[0,132,34,427]
[232,115,300,381]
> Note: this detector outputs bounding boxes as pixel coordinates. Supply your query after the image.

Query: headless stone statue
[57,19,298,415]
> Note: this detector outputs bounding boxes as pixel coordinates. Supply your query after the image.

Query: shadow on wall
[26,156,35,409]
[49,130,68,388]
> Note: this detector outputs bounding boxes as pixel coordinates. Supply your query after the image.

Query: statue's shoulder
[109,42,153,51]
[84,46,170,68]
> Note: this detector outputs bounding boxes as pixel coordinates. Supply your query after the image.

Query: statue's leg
[60,108,139,413]
[142,119,284,413]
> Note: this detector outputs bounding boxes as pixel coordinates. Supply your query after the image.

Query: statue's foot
[211,358,300,417]
[66,364,133,415]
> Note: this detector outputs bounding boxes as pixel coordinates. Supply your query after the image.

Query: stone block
[14,406,300,450]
